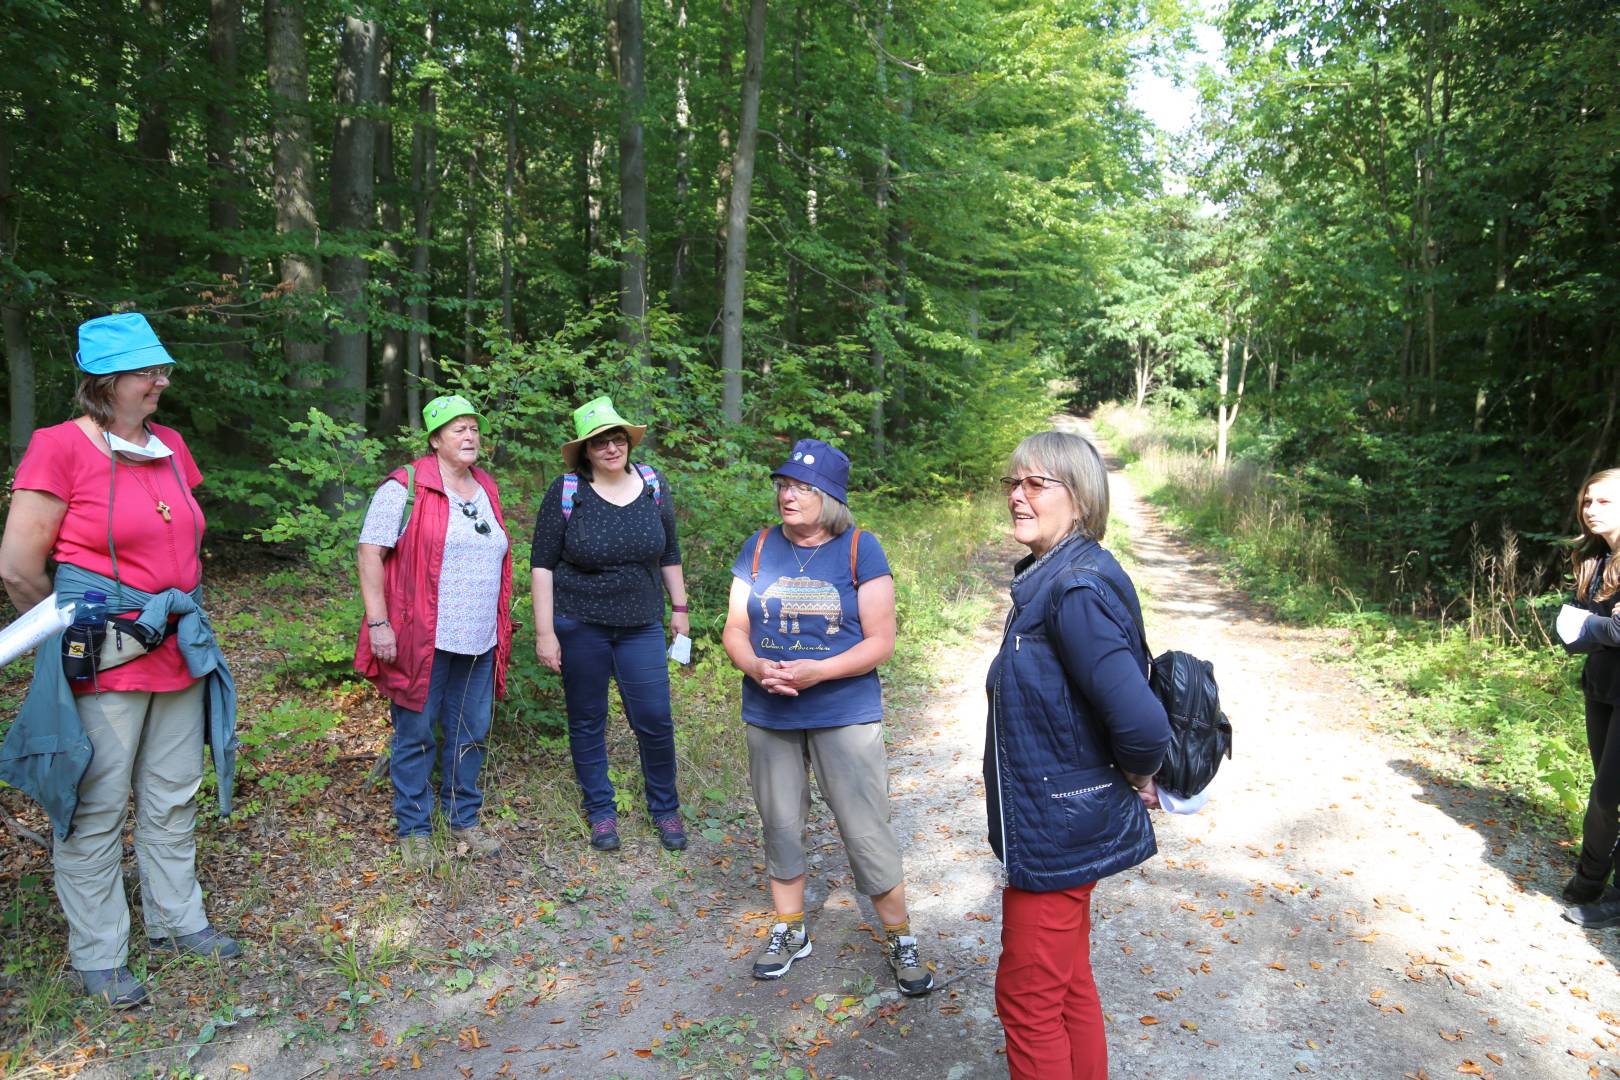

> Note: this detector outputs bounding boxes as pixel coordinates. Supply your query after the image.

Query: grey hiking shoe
[77,966,148,1009]
[1564,886,1620,930]
[886,934,934,997]
[1562,869,1607,905]
[399,834,432,870]
[150,926,242,960]
[751,923,811,979]
[450,826,502,857]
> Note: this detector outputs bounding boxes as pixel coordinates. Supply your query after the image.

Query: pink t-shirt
[13,420,207,693]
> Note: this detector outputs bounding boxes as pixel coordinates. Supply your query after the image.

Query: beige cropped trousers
[52,681,210,969]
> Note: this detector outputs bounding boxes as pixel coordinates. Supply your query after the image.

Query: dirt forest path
[210,415,1617,1080]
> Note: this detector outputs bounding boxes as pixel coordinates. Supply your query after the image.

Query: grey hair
[777,481,855,536]
[1007,430,1109,542]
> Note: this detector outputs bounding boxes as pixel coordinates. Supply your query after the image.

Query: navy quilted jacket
[984,535,1170,892]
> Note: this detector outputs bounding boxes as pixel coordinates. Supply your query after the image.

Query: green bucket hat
[422,394,488,436]
[560,395,646,468]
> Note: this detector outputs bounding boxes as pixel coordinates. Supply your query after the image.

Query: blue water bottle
[62,589,109,682]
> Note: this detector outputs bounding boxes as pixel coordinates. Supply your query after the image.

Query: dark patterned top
[529,468,680,627]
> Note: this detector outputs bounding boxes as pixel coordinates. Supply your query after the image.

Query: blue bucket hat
[772,438,850,505]
[75,313,177,375]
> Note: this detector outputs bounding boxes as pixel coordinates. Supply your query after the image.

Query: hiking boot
[653,813,688,852]
[399,834,432,870]
[590,815,621,852]
[1564,886,1620,930]
[1562,869,1608,905]
[886,934,935,997]
[150,926,242,961]
[450,826,502,857]
[77,966,148,1009]
[751,922,812,980]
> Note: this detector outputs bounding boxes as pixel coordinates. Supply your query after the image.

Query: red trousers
[996,882,1106,1080]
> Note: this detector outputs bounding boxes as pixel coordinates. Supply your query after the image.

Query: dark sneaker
[1564,887,1620,930]
[1562,869,1607,905]
[654,813,688,851]
[886,934,935,997]
[751,922,811,979]
[151,926,242,960]
[77,966,148,1009]
[590,815,621,851]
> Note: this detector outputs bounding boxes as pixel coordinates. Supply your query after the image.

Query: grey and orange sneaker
[886,934,934,997]
[751,922,811,979]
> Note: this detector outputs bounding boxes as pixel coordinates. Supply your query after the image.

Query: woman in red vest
[355,395,514,869]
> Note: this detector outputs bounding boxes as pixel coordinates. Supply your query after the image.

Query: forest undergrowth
[0,492,1004,1077]
[1091,404,1592,843]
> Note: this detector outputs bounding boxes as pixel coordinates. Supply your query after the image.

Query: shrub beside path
[156,417,1615,1079]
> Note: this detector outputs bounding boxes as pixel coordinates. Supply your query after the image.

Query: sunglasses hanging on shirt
[460,501,493,535]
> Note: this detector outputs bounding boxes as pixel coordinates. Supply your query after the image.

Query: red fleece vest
[353,455,514,711]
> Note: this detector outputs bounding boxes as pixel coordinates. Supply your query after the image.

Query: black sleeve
[530,477,567,570]
[657,469,682,567]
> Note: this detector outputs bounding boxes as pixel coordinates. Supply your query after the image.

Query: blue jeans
[390,648,495,837]
[554,614,680,822]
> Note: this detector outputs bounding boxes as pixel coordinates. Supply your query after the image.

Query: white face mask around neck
[104,429,175,460]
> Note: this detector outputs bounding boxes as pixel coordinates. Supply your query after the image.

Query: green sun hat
[422,394,488,436]
[560,395,647,468]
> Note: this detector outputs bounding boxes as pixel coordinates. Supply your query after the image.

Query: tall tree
[325,15,384,424]
[206,0,247,367]
[719,0,765,423]
[615,0,649,354]
[375,40,407,430]
[404,13,440,428]
[0,124,34,465]
[266,0,324,389]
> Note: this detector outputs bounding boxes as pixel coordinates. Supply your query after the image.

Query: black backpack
[1091,574,1233,799]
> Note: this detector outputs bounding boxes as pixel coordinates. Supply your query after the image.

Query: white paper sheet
[668,633,692,665]
[0,593,75,668]
[1557,603,1589,645]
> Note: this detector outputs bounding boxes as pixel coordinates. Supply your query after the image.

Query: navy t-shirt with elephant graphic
[730,526,893,730]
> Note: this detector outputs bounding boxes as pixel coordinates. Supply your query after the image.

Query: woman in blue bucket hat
[0,313,241,1008]
[355,394,515,870]
[719,438,935,998]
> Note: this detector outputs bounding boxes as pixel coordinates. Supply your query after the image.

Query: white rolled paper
[0,593,76,668]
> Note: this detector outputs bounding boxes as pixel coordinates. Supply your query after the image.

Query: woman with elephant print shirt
[721,438,934,999]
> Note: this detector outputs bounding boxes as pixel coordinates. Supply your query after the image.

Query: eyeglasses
[130,365,174,381]
[461,503,493,535]
[587,432,629,450]
[999,475,1067,498]
[773,479,819,497]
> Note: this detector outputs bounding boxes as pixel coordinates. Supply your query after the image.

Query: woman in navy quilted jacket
[985,430,1171,1080]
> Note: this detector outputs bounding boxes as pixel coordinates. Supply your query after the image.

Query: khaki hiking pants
[53,681,210,970]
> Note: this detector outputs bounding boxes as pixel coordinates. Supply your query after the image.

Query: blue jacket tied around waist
[984,535,1171,893]
[0,564,238,840]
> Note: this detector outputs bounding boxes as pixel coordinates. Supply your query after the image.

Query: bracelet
[672,604,689,613]
[367,619,390,628]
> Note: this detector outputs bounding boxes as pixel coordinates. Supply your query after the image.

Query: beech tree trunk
[325,15,384,425]
[0,126,34,466]
[616,0,649,355]
[501,25,522,337]
[868,9,890,455]
[376,42,407,431]
[205,0,247,370]
[667,0,692,331]
[405,14,439,428]
[462,146,479,367]
[266,0,324,389]
[719,0,766,423]
[134,0,176,280]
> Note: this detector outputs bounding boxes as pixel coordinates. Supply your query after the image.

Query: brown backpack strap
[849,527,863,587]
[750,527,770,581]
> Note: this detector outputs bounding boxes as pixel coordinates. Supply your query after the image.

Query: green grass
[1092,402,1591,838]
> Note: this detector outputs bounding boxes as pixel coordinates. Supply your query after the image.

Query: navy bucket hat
[772,438,850,505]
[75,313,177,375]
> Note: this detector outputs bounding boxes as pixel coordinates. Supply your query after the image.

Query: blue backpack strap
[561,473,579,521]
[634,462,662,504]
